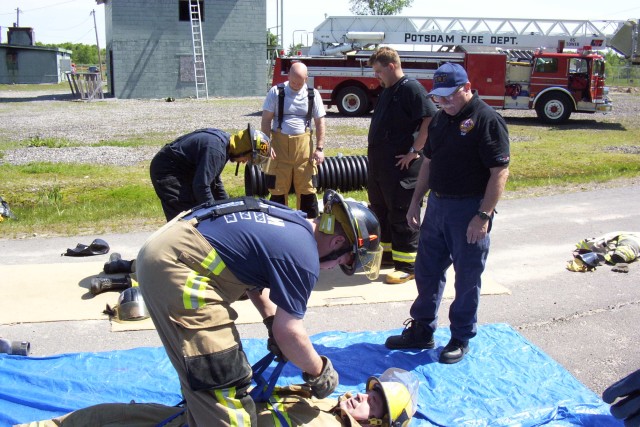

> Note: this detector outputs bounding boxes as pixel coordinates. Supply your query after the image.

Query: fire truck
[271,16,639,123]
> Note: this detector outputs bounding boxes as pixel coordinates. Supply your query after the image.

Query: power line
[0,0,79,15]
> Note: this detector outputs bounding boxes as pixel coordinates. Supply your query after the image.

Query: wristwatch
[409,146,419,154]
[316,146,324,152]
[477,211,491,221]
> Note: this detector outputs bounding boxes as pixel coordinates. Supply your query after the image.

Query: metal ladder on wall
[189,0,208,99]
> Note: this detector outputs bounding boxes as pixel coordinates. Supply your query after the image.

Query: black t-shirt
[425,94,510,196]
[368,77,438,156]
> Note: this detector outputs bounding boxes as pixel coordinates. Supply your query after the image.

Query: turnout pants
[136,214,255,427]
[265,130,318,217]
[367,158,421,272]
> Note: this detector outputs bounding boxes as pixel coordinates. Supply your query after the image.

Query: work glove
[302,356,339,399]
[263,316,287,362]
[603,368,640,426]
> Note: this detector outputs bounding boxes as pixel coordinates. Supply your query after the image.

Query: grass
[1,92,639,238]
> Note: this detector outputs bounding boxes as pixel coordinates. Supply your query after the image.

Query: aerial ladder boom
[310,16,639,63]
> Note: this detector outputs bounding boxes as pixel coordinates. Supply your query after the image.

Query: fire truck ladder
[310,16,633,58]
[189,0,209,99]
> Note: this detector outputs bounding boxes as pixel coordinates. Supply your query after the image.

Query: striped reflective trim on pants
[214,387,252,427]
[182,272,209,310]
[201,248,226,275]
[392,249,416,264]
[266,394,292,426]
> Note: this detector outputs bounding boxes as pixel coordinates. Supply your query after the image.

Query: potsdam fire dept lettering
[404,33,518,45]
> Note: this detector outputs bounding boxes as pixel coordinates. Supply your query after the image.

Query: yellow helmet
[366,368,420,427]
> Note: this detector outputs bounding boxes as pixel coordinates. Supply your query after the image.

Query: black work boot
[439,338,469,364]
[385,318,435,350]
[90,275,132,295]
[103,253,133,274]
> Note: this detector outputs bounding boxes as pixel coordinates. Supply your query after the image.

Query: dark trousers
[150,148,227,221]
[410,193,490,341]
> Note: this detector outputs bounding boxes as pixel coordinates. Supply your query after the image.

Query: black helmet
[246,123,271,166]
[116,287,149,321]
[320,190,382,280]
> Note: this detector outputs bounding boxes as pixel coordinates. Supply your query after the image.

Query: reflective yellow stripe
[214,387,252,427]
[392,249,417,263]
[267,393,292,426]
[381,242,392,252]
[201,248,226,275]
[182,271,209,309]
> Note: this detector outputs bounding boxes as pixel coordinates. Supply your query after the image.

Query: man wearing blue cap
[385,62,511,364]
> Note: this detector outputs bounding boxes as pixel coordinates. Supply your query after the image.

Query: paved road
[2,182,639,397]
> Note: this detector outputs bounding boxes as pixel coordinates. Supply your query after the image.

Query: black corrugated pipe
[244,155,369,197]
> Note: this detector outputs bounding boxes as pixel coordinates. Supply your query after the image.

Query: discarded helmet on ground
[366,368,420,427]
[116,287,149,321]
[320,189,382,280]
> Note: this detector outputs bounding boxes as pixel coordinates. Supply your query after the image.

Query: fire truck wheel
[535,93,573,124]
[336,86,369,116]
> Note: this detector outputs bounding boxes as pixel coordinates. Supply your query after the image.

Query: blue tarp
[0,323,621,426]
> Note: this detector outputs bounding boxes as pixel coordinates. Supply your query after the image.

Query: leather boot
[91,275,132,295]
[103,253,134,274]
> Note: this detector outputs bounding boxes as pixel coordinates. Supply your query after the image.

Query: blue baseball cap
[428,62,469,97]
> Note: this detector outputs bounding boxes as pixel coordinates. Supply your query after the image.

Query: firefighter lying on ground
[15,367,419,427]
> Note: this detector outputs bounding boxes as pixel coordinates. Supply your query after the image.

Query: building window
[179,1,205,22]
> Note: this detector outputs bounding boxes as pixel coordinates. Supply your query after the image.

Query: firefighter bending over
[132,190,381,426]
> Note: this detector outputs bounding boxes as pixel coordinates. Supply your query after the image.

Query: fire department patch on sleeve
[459,118,475,135]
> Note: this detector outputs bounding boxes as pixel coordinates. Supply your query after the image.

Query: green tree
[348,0,414,15]
[287,43,304,56]
[35,42,104,65]
[267,30,279,49]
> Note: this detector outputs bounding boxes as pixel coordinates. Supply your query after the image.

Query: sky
[1,0,638,49]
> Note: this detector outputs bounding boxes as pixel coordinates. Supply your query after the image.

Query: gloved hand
[302,356,339,399]
[263,316,287,362]
[603,368,640,426]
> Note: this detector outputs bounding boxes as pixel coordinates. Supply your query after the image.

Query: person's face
[319,250,353,270]
[288,70,307,92]
[339,389,385,421]
[372,62,395,88]
[432,83,469,115]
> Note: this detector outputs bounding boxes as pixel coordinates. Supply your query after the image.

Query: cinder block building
[96,0,267,99]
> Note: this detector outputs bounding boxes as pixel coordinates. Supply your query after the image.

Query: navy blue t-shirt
[192,203,319,319]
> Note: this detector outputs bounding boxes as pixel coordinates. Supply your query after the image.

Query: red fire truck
[271,16,638,123]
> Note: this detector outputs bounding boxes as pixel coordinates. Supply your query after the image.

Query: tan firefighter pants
[265,130,317,198]
[136,214,256,427]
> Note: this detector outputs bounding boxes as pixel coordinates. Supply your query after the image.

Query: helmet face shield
[246,124,271,167]
[356,245,383,280]
[366,368,420,426]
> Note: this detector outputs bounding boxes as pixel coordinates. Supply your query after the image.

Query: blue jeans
[410,193,490,341]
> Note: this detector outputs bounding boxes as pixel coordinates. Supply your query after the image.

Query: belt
[432,191,482,199]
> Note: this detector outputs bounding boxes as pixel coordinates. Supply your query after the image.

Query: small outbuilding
[0,27,72,84]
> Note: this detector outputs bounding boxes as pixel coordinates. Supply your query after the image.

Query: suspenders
[277,83,315,134]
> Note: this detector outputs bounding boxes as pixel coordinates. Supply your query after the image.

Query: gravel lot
[0,86,638,167]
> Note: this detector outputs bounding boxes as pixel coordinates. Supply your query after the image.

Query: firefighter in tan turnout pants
[132,190,382,426]
[261,61,326,219]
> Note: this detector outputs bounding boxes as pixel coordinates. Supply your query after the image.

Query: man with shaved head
[261,61,326,218]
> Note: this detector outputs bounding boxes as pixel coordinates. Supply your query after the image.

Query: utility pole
[91,10,104,77]
[15,7,21,27]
